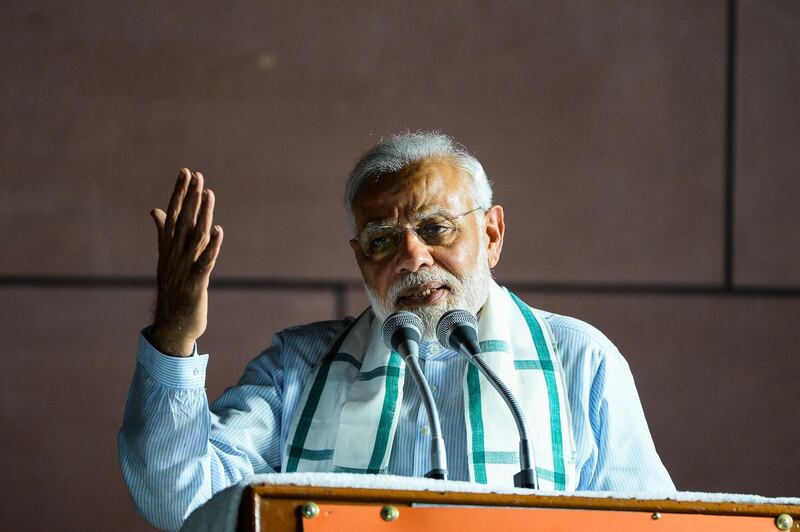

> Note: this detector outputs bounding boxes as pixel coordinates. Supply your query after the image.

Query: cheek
[434,241,475,277]
[359,260,391,292]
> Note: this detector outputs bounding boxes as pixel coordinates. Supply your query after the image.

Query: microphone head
[436,309,479,351]
[381,311,424,351]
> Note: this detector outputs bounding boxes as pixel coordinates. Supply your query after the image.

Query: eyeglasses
[352,207,485,260]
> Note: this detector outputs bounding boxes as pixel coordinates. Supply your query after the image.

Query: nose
[394,229,434,274]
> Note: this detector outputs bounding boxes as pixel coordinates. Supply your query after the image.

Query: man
[119,132,674,531]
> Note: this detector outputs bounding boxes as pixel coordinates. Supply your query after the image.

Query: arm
[584,347,675,492]
[119,169,231,530]
[118,332,286,531]
[550,317,675,492]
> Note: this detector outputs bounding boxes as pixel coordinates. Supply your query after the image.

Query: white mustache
[388,269,460,303]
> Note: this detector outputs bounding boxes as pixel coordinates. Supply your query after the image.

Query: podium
[234,481,800,532]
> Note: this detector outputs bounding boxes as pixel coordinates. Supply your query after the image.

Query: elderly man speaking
[119,132,674,530]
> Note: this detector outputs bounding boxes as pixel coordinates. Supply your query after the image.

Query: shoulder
[241,317,356,382]
[273,317,356,362]
[540,311,617,352]
[533,308,627,373]
[277,317,355,344]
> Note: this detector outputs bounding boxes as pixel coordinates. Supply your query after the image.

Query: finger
[151,208,167,233]
[174,171,204,248]
[151,208,167,248]
[190,189,215,261]
[195,225,224,278]
[165,169,191,239]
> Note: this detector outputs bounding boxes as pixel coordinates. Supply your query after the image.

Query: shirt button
[193,368,200,376]
[420,426,430,436]
[430,385,438,394]
[428,345,440,355]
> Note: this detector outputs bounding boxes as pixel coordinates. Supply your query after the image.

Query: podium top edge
[243,483,800,517]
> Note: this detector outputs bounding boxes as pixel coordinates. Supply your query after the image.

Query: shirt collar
[418,341,458,360]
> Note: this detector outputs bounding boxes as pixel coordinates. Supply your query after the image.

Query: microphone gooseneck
[381,311,447,480]
[436,309,538,489]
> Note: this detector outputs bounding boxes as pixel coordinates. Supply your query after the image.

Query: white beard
[365,243,492,342]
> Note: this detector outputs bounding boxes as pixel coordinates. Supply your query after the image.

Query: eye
[368,234,395,252]
[417,223,452,238]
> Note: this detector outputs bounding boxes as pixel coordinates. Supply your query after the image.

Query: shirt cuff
[137,329,209,388]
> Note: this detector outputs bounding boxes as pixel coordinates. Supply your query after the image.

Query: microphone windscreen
[436,309,479,350]
[381,311,424,350]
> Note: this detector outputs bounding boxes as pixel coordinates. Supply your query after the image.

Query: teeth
[415,288,433,297]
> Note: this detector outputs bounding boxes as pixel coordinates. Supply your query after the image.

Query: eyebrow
[360,207,455,233]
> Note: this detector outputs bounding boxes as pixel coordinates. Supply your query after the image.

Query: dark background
[1,1,798,530]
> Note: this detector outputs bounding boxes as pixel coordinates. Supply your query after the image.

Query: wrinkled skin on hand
[150,168,223,357]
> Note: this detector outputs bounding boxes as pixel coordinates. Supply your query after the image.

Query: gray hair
[344,131,493,234]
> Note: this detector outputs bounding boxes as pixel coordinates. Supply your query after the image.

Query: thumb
[151,208,167,233]
[151,209,167,246]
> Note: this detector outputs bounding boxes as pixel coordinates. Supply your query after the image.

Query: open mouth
[396,282,449,308]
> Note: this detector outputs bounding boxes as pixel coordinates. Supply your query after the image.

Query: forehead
[352,157,473,229]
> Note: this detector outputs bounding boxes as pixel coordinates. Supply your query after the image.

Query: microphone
[436,309,538,489]
[382,311,447,480]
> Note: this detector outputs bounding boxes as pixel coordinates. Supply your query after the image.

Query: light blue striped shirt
[118,310,674,531]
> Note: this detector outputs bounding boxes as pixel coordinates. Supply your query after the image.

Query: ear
[350,238,365,264]
[484,205,505,268]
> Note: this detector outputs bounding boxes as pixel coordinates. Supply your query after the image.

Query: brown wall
[1,1,798,530]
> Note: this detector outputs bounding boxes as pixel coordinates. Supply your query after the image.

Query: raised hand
[149,169,223,357]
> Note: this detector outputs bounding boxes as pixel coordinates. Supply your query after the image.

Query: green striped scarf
[281,281,576,490]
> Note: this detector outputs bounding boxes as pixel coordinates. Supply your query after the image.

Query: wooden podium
[237,483,800,531]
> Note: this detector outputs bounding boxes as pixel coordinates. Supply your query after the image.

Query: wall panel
[734,0,800,286]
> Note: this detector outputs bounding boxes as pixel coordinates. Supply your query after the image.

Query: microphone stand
[384,312,448,480]
[404,351,447,480]
[438,310,537,489]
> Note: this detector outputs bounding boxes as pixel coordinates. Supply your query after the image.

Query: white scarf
[281,282,576,490]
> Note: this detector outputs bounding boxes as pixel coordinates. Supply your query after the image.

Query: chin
[411,304,451,342]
